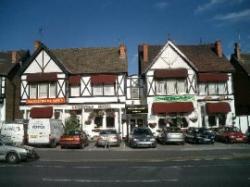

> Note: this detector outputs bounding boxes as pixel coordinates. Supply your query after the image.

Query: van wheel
[7,152,19,164]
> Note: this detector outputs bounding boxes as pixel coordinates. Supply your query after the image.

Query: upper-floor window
[91,74,117,96]
[29,83,56,99]
[198,83,227,95]
[93,85,115,96]
[70,86,80,97]
[155,79,186,95]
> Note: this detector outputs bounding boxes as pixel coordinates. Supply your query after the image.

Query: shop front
[126,105,148,135]
[147,95,198,136]
[69,104,125,139]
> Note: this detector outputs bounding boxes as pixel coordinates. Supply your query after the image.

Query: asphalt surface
[1,142,250,187]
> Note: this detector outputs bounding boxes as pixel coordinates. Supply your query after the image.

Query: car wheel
[6,152,19,164]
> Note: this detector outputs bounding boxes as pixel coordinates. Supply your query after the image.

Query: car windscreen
[165,127,181,133]
[133,128,152,136]
[100,130,117,135]
[226,127,240,132]
[65,130,81,135]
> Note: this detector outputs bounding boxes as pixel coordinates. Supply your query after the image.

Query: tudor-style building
[138,41,235,135]
[230,43,250,133]
[0,50,29,126]
[19,41,127,137]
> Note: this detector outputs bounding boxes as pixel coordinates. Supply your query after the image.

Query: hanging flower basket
[88,112,97,119]
[148,123,157,129]
[97,110,105,116]
[85,120,91,125]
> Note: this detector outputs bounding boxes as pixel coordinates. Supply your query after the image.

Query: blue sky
[0,0,250,74]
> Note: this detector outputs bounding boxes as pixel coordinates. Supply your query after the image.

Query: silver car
[0,139,38,164]
[157,127,185,144]
[96,129,121,147]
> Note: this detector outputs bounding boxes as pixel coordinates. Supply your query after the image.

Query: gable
[24,50,63,74]
[149,43,195,74]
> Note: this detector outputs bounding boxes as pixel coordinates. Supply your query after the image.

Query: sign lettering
[154,95,194,103]
[26,98,66,105]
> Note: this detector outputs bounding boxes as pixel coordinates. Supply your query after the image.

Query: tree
[65,112,80,133]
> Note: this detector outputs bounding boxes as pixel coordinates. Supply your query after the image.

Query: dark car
[215,126,247,143]
[59,130,89,149]
[129,127,156,148]
[185,127,215,144]
[157,127,184,144]
[246,128,250,143]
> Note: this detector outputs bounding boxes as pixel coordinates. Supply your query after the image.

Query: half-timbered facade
[20,41,127,137]
[0,50,29,127]
[138,41,235,135]
[230,43,250,133]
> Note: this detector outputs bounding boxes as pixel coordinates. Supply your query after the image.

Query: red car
[59,130,89,149]
[215,126,247,143]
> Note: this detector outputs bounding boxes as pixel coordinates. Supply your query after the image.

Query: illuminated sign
[26,98,66,105]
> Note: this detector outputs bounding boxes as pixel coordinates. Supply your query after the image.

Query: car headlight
[133,138,138,142]
[229,135,235,139]
[150,138,155,142]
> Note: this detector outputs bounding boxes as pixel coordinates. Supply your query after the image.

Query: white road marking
[42,178,178,183]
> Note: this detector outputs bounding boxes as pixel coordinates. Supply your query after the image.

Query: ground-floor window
[106,116,114,128]
[208,114,227,127]
[94,116,103,128]
[172,117,188,128]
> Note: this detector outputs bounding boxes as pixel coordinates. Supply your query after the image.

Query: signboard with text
[154,95,195,103]
[26,98,66,105]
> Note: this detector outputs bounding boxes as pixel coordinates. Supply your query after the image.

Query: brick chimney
[11,51,17,63]
[215,40,223,57]
[143,44,148,62]
[34,40,42,50]
[234,42,241,60]
[119,44,126,59]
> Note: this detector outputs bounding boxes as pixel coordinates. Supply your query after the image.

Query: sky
[0,0,250,75]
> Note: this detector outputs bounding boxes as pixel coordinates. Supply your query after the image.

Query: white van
[28,119,64,147]
[0,122,27,145]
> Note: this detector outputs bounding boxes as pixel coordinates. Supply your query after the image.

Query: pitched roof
[0,50,28,76]
[50,47,128,74]
[238,53,250,75]
[139,43,234,74]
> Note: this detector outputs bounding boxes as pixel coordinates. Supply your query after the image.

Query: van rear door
[28,119,50,144]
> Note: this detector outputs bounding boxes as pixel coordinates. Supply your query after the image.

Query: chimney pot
[11,51,17,63]
[143,44,148,62]
[234,42,241,60]
[215,40,223,57]
[119,44,126,59]
[34,40,42,50]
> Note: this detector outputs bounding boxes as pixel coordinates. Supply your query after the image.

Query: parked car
[185,127,215,144]
[215,126,247,143]
[157,127,185,144]
[0,139,39,164]
[60,130,88,149]
[246,128,250,143]
[129,127,156,148]
[96,129,121,147]
[28,119,64,147]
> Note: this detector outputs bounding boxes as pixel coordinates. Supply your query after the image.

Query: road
[1,142,250,187]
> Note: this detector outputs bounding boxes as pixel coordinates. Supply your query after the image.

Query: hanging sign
[154,95,194,103]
